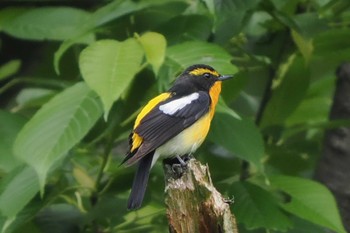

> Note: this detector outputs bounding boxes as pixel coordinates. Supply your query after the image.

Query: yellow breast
[155,112,211,157]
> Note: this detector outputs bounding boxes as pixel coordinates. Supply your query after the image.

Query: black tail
[127,152,154,210]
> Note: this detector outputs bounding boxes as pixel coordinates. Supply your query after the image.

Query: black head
[171,64,233,93]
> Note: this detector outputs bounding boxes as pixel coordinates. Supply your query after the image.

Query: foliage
[0,0,349,232]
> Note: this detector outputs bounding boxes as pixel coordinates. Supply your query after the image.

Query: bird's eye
[203,73,210,79]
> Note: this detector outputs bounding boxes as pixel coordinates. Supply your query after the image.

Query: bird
[122,64,233,210]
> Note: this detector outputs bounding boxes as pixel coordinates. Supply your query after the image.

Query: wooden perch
[315,63,350,232]
[163,158,238,233]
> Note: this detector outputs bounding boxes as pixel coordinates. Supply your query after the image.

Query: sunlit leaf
[137,32,166,75]
[270,175,347,233]
[54,0,178,73]
[0,60,21,81]
[79,39,144,119]
[14,83,103,191]
[292,30,313,64]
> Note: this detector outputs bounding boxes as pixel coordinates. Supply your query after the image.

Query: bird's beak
[218,74,234,81]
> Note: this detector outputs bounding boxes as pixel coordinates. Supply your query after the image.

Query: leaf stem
[94,138,114,194]
[240,31,292,181]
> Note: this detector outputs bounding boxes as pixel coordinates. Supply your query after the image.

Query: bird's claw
[223,196,234,205]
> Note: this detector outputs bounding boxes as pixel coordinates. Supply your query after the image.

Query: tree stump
[315,63,350,232]
[163,158,238,233]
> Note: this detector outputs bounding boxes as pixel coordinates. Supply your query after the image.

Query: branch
[163,159,238,233]
[315,62,350,232]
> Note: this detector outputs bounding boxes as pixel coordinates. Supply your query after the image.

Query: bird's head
[175,64,233,92]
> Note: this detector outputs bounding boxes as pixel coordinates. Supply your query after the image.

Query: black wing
[133,91,210,160]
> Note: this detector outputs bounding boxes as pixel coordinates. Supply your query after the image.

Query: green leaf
[53,0,146,74]
[53,32,95,75]
[35,204,82,233]
[0,110,26,173]
[291,30,313,64]
[79,39,144,119]
[0,182,53,233]
[286,96,331,126]
[230,181,292,231]
[313,28,350,66]
[215,98,241,119]
[293,13,328,38]
[15,88,57,110]
[157,15,213,44]
[14,82,103,191]
[0,7,91,41]
[213,0,260,43]
[270,175,347,233]
[260,56,310,128]
[167,41,237,75]
[0,166,39,218]
[72,165,95,191]
[285,75,334,127]
[274,10,328,38]
[137,32,166,75]
[0,8,27,31]
[208,111,264,171]
[0,60,21,81]
[244,11,272,37]
[90,0,152,29]
[54,0,177,73]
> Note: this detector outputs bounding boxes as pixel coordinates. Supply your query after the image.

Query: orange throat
[209,81,222,118]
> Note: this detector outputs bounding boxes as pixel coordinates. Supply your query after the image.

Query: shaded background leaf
[270,175,347,233]
[0,166,39,218]
[0,7,92,41]
[230,181,292,231]
[14,83,103,191]
[0,110,26,173]
[209,112,264,171]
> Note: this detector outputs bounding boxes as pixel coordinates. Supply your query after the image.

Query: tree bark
[163,158,238,233]
[315,63,350,232]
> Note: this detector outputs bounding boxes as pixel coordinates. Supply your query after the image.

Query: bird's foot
[176,155,187,167]
[171,163,186,178]
[163,154,193,178]
[170,155,187,178]
[181,153,194,163]
[223,196,235,205]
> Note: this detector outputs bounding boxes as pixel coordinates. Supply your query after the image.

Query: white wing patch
[159,92,199,115]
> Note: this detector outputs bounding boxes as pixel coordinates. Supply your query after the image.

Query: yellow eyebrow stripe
[189,68,219,77]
